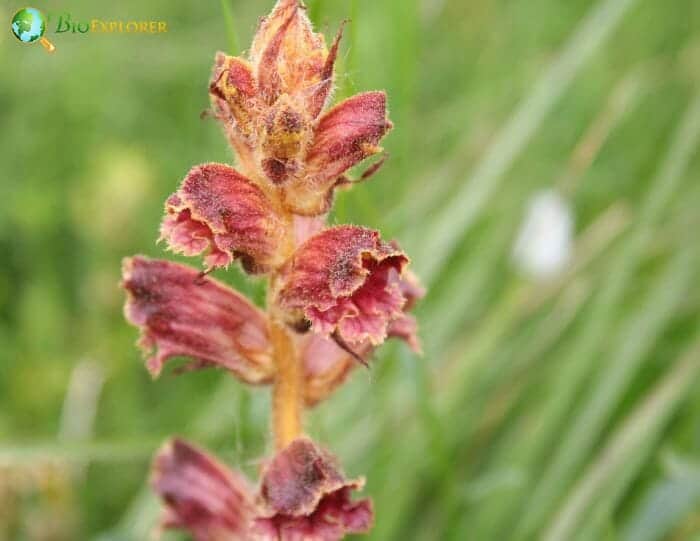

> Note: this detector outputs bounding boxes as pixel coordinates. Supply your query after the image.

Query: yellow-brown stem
[270,318,303,450]
[264,184,304,450]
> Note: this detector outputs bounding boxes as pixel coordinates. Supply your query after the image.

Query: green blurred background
[2,0,700,539]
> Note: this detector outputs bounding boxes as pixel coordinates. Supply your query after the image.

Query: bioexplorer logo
[10,7,169,53]
[11,7,55,52]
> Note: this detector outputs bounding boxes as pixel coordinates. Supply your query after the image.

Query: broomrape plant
[120,1,424,539]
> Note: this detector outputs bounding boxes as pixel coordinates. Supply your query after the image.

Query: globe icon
[11,7,46,43]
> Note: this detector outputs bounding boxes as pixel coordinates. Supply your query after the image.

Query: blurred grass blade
[513,92,700,540]
[0,440,158,465]
[366,200,630,539]
[437,202,630,410]
[307,0,324,25]
[558,66,650,196]
[220,0,239,53]
[543,337,700,540]
[413,0,640,284]
[523,240,698,538]
[517,90,700,539]
[621,476,700,541]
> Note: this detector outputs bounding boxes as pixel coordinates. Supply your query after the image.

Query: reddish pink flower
[300,270,425,406]
[160,163,287,273]
[151,437,372,541]
[210,0,341,183]
[276,226,413,348]
[152,438,257,541]
[121,256,274,383]
[254,438,373,540]
[122,4,423,538]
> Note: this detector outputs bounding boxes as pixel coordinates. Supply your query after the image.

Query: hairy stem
[270,318,303,450]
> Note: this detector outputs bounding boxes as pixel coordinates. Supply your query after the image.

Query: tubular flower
[300,270,425,406]
[121,1,424,538]
[152,438,372,541]
[121,256,273,383]
[276,226,411,348]
[160,163,288,273]
[209,0,392,215]
[255,438,373,539]
[152,438,257,541]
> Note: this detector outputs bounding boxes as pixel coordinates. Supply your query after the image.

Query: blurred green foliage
[2,0,700,539]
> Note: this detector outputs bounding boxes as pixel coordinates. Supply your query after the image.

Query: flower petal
[300,334,371,406]
[160,163,287,273]
[293,215,325,245]
[121,256,274,383]
[299,266,424,405]
[388,314,421,354]
[277,226,409,347]
[152,438,257,541]
[385,268,425,353]
[396,269,426,311]
[255,438,373,540]
[283,92,392,215]
[308,92,392,183]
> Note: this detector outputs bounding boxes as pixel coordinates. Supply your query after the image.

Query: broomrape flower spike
[120,1,424,539]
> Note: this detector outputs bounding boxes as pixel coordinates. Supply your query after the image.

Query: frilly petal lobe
[277,226,409,347]
[255,438,373,539]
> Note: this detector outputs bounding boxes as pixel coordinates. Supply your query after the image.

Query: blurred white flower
[512,189,574,279]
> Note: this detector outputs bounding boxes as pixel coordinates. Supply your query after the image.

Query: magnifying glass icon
[11,7,56,53]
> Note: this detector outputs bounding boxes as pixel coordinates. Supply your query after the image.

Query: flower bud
[208,2,391,217]
[283,92,393,215]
